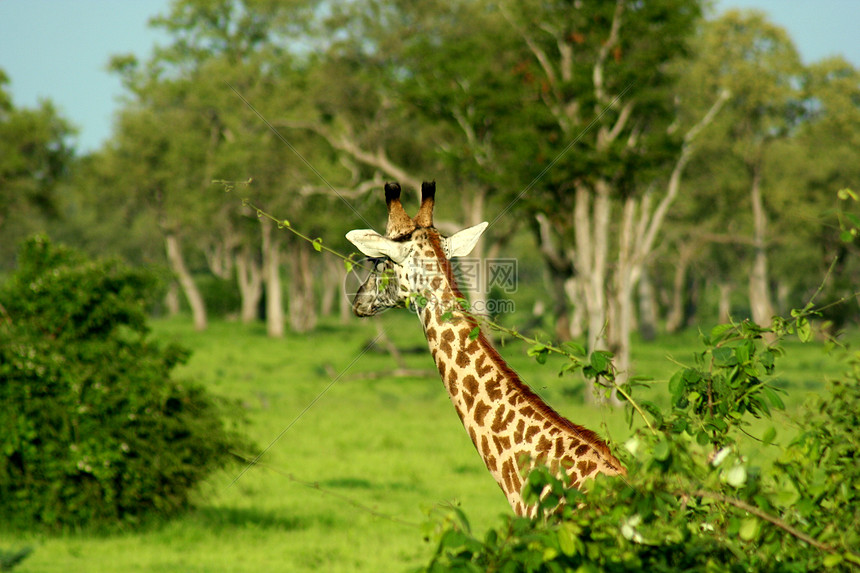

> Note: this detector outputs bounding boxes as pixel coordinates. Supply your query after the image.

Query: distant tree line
[1,0,857,379]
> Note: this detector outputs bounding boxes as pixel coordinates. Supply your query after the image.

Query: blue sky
[1,0,858,153]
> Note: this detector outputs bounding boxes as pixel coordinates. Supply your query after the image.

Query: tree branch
[639,88,731,255]
[277,119,423,192]
[593,0,625,106]
[500,4,570,132]
[691,489,835,554]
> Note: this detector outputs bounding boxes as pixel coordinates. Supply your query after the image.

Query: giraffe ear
[345,229,411,263]
[444,222,488,257]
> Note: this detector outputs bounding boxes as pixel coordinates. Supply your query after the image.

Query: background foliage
[0,0,858,570]
[0,237,247,531]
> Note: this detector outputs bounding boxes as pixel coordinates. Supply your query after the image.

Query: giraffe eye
[375,260,386,272]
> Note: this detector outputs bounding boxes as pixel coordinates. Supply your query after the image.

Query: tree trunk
[164,282,181,317]
[638,266,659,342]
[236,244,262,323]
[320,257,342,318]
[287,245,317,333]
[612,195,638,384]
[261,218,284,338]
[165,233,207,331]
[748,165,774,327]
[571,181,612,403]
[666,243,696,334]
[718,282,733,324]
[534,212,575,339]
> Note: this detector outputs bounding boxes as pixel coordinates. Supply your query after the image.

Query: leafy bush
[0,236,247,531]
[418,318,860,572]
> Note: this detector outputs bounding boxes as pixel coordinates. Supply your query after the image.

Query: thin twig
[691,489,834,553]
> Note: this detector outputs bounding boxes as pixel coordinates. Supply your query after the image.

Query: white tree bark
[165,233,207,331]
[235,244,262,323]
[287,245,317,333]
[748,164,774,327]
[261,217,284,338]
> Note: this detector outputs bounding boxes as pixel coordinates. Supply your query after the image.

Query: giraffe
[346,181,625,516]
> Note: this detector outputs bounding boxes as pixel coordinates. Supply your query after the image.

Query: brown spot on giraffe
[439,338,453,358]
[463,392,475,411]
[554,437,565,459]
[473,400,491,426]
[492,435,511,453]
[481,435,491,458]
[475,353,492,377]
[491,405,516,433]
[463,374,479,396]
[577,459,598,477]
[513,420,525,444]
[535,435,552,455]
[485,377,503,401]
[455,351,471,368]
[439,329,455,358]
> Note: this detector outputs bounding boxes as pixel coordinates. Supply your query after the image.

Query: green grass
[5,313,856,572]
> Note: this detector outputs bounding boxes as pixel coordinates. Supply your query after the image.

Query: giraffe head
[346,181,488,317]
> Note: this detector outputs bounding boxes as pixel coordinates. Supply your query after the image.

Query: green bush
[418,318,860,572]
[0,236,247,531]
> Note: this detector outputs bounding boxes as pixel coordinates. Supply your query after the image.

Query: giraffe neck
[414,237,625,516]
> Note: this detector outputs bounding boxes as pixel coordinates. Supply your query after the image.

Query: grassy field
[4,312,856,572]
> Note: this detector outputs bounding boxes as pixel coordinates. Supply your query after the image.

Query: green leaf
[343,259,354,273]
[557,523,580,556]
[589,351,612,373]
[837,187,858,201]
[822,553,844,568]
[468,326,480,341]
[653,439,670,461]
[668,370,686,396]
[712,347,736,367]
[312,238,323,252]
[738,517,759,541]
[562,342,586,356]
[796,317,812,342]
[762,386,785,410]
[528,344,549,365]
[640,400,664,427]
[709,323,735,343]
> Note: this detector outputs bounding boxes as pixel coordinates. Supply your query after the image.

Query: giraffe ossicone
[346,181,625,516]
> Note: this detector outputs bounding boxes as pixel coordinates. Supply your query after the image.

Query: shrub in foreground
[419,319,860,572]
[0,236,246,531]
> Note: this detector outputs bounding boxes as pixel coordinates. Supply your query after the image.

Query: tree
[493,0,722,395]
[682,10,804,327]
[0,70,74,268]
